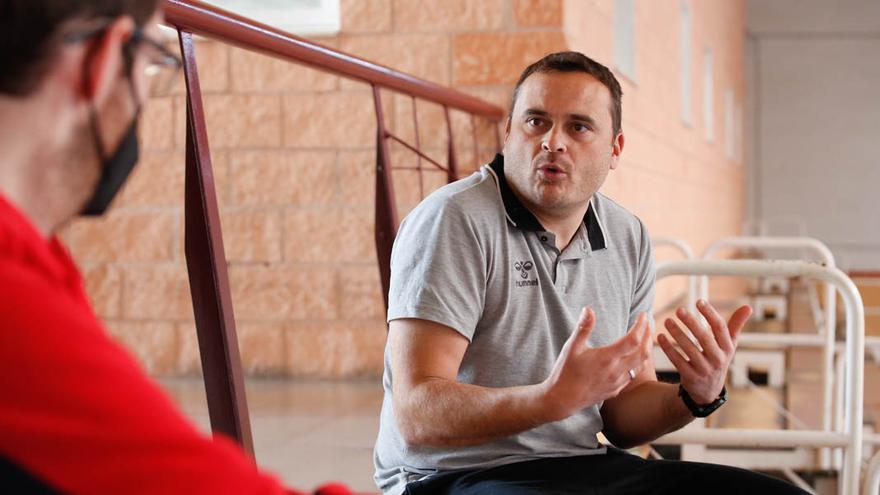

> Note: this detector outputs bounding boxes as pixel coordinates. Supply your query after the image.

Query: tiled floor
[161,378,385,493]
[159,374,875,494]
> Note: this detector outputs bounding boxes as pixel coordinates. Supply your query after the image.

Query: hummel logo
[513,261,538,287]
[514,261,534,279]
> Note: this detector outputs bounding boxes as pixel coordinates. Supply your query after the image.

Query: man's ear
[504,116,511,143]
[81,16,136,106]
[610,131,624,170]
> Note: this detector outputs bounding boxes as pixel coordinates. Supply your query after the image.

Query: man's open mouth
[537,164,567,179]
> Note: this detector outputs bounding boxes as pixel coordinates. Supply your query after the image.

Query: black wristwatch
[679,385,727,418]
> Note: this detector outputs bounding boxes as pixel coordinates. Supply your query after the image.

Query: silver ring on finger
[628,369,636,381]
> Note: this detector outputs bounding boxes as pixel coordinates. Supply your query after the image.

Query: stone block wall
[62,0,746,378]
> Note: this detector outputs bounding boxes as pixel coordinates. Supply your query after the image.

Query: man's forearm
[395,378,559,448]
[600,381,694,449]
[390,310,654,449]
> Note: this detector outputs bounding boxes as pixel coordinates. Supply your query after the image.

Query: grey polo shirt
[374,154,656,495]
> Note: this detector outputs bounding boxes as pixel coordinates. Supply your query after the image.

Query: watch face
[697,396,726,417]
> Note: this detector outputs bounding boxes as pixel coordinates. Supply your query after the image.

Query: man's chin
[532,185,568,206]
[531,193,570,212]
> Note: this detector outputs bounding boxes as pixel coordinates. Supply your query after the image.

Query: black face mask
[78,22,143,218]
[80,111,140,216]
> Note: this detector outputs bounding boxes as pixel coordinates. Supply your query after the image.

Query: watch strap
[679,384,727,418]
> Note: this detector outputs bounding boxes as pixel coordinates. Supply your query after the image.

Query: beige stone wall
[61,0,746,378]
[563,0,748,306]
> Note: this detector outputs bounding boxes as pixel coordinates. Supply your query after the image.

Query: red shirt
[0,194,299,494]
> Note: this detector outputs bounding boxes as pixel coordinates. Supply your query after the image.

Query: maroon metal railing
[163,0,504,453]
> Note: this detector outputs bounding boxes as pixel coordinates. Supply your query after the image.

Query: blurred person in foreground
[373,51,809,494]
[0,1,351,494]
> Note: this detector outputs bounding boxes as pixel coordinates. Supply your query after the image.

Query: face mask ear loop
[87,105,109,162]
[81,35,111,164]
[123,27,144,116]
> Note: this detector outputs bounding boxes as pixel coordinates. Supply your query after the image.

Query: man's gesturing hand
[542,308,652,422]
[657,300,753,405]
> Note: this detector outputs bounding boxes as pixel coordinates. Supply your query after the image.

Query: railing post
[178,30,254,455]
[470,114,479,168]
[443,106,458,184]
[372,85,399,310]
[411,96,424,197]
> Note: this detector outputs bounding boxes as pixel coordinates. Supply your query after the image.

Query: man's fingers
[606,315,653,382]
[639,315,653,355]
[606,313,648,355]
[675,307,722,364]
[657,333,695,379]
[614,314,652,368]
[624,323,654,380]
[663,318,708,373]
[696,299,733,351]
[727,305,753,343]
[630,314,653,361]
[573,307,595,345]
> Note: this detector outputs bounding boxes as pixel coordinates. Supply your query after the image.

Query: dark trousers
[403,448,810,495]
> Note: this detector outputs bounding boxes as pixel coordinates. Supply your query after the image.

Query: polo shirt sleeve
[629,218,656,331]
[387,199,486,341]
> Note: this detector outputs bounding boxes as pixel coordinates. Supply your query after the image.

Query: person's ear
[504,116,511,143]
[81,16,136,106]
[610,131,624,170]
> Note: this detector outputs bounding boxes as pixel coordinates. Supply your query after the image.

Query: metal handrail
[160,0,505,454]
[163,0,503,119]
[652,260,864,495]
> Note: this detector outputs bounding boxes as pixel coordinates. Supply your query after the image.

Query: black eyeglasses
[65,22,183,97]
[129,27,183,96]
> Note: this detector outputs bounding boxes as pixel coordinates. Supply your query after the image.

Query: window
[614,0,636,80]
[703,48,714,142]
[203,0,340,36]
[725,90,735,159]
[680,1,692,125]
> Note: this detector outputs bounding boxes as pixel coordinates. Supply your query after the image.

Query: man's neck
[530,204,589,252]
[0,168,57,238]
[0,97,72,238]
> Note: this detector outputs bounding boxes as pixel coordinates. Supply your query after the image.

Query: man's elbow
[396,420,433,448]
[395,413,450,448]
[393,398,444,448]
[602,430,641,450]
[603,425,670,450]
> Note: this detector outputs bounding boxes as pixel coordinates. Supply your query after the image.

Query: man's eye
[572,123,591,133]
[526,117,545,127]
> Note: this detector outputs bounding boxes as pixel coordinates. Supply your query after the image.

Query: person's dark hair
[0,0,161,96]
[509,51,624,137]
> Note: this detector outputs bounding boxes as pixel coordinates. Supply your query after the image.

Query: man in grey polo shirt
[374,52,807,495]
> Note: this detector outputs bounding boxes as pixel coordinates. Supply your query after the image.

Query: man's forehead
[514,71,611,117]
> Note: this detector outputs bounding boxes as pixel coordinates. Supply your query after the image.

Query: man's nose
[541,127,567,153]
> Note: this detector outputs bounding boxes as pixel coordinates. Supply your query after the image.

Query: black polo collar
[488,153,607,251]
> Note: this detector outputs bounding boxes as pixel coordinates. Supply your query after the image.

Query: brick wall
[61,0,747,378]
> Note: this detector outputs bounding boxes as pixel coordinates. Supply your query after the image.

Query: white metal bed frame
[866,450,880,494]
[651,260,865,495]
[651,237,698,374]
[701,237,838,471]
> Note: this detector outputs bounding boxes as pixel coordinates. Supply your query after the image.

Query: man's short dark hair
[509,51,624,137]
[0,0,161,96]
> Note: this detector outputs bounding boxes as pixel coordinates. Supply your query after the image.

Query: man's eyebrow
[569,113,598,127]
[523,108,550,117]
[523,108,598,127]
